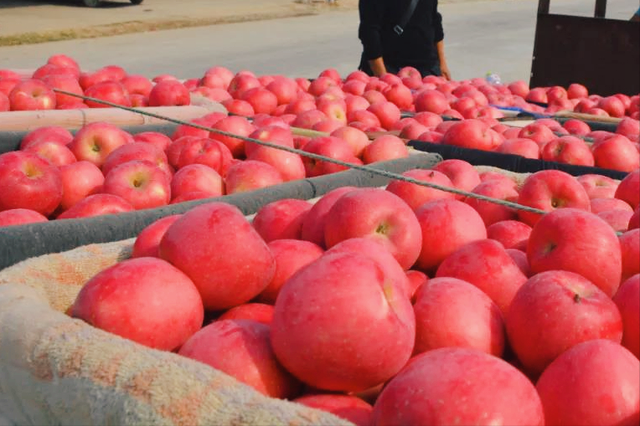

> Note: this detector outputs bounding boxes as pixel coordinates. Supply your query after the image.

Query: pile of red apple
[65,156,639,426]
[3,55,638,172]
[0,109,416,227]
[2,54,638,123]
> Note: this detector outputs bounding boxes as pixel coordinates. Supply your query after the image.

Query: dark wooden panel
[594,0,607,18]
[530,14,640,96]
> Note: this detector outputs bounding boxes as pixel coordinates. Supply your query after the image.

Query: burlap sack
[0,239,353,426]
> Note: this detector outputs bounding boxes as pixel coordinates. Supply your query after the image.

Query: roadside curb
[0,2,354,47]
[0,11,316,47]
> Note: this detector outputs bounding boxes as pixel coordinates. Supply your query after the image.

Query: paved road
[0,0,636,83]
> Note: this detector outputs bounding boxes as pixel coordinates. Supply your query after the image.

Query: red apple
[619,229,640,283]
[189,139,234,177]
[525,87,548,104]
[362,89,387,105]
[217,303,275,325]
[302,136,360,177]
[347,109,381,128]
[224,160,283,194]
[325,237,413,301]
[131,214,182,259]
[372,347,544,425]
[442,119,502,151]
[383,83,413,110]
[170,164,223,201]
[597,209,633,232]
[122,74,153,97]
[179,319,300,398]
[614,274,640,359]
[592,135,640,172]
[497,138,540,159]
[616,117,640,139]
[0,78,19,97]
[71,257,203,351]
[506,270,623,376]
[266,77,298,105]
[413,111,443,128]
[294,395,372,426]
[362,134,409,164]
[68,122,132,167]
[629,206,640,230]
[577,173,619,199]
[0,92,9,112]
[591,197,634,214]
[9,79,56,111]
[540,136,594,166]
[24,140,76,167]
[366,101,401,130]
[330,126,370,157]
[56,193,134,219]
[0,208,48,227]
[148,80,190,107]
[257,239,324,305]
[247,145,306,182]
[615,169,640,209]
[486,220,532,249]
[413,277,505,356]
[508,80,529,98]
[567,83,588,99]
[386,169,456,211]
[102,160,171,210]
[536,339,639,426]
[324,188,422,269]
[159,202,275,310]
[0,151,62,216]
[133,132,172,152]
[222,99,255,116]
[102,142,170,177]
[562,119,591,136]
[465,178,520,226]
[344,95,370,114]
[517,123,556,147]
[252,199,312,242]
[271,251,415,391]
[429,160,480,199]
[300,186,357,248]
[527,208,622,296]
[517,170,591,226]
[598,96,626,118]
[415,89,449,114]
[436,239,527,315]
[84,81,131,108]
[240,87,278,115]
[41,74,83,107]
[209,116,255,158]
[417,130,444,143]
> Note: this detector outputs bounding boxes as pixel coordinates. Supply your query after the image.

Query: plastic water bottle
[486,72,502,86]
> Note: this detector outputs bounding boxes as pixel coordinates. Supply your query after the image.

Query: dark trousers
[358,54,442,78]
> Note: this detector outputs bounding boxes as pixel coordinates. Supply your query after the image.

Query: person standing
[358,0,451,79]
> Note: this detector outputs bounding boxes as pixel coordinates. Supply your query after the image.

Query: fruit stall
[0,54,638,426]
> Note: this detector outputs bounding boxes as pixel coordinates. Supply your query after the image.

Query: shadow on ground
[0,0,137,8]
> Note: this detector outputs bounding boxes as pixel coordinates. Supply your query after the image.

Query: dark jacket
[358,0,444,75]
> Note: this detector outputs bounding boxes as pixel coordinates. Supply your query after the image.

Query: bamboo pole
[0,105,213,131]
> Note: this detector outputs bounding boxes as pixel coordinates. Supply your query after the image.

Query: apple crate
[0,153,442,271]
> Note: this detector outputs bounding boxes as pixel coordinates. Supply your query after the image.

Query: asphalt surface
[0,0,637,84]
